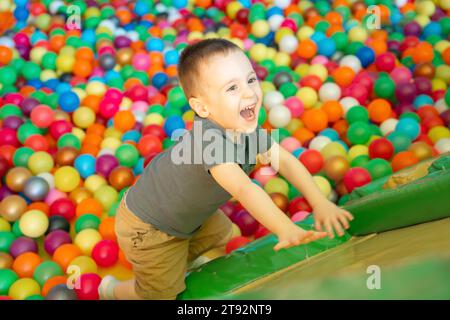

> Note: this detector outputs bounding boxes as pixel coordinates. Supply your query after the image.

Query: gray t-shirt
[125,115,274,238]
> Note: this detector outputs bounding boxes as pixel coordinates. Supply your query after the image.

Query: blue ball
[310,31,326,44]
[134,1,150,16]
[266,6,283,18]
[74,154,96,179]
[43,79,60,91]
[164,49,179,66]
[27,79,42,89]
[14,6,29,21]
[59,91,80,112]
[81,29,96,44]
[413,94,434,109]
[317,38,336,57]
[172,0,188,9]
[292,147,306,158]
[356,46,375,67]
[55,83,71,93]
[423,22,441,38]
[146,38,164,52]
[395,118,420,140]
[319,128,339,141]
[122,130,142,143]
[133,157,144,176]
[152,72,168,89]
[163,115,186,138]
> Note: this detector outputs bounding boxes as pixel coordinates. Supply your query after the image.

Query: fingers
[324,220,334,239]
[332,218,345,237]
[274,240,289,252]
[337,213,350,230]
[315,220,323,232]
[343,210,354,221]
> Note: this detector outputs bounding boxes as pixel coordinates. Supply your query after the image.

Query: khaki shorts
[115,196,233,300]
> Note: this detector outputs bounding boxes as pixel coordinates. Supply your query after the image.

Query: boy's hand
[274,224,327,251]
[313,202,354,239]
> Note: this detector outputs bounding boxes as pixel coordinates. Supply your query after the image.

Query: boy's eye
[227,85,237,92]
[248,77,257,84]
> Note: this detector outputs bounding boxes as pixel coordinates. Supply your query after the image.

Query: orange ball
[443,47,450,66]
[12,252,42,278]
[412,43,434,64]
[391,151,420,172]
[322,100,343,122]
[293,127,315,144]
[76,198,103,218]
[73,59,93,78]
[297,39,317,59]
[99,217,117,242]
[301,109,329,133]
[0,45,13,65]
[332,66,355,87]
[118,249,132,270]
[368,99,392,123]
[42,276,68,297]
[114,110,136,132]
[53,244,82,272]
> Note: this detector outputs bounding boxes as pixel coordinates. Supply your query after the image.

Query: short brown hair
[177,38,242,99]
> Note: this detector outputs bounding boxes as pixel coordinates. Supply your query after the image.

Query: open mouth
[239,104,257,122]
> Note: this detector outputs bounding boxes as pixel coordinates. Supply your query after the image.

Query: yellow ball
[251,20,270,38]
[0,217,12,232]
[104,127,122,139]
[119,97,132,110]
[434,40,450,54]
[261,81,276,94]
[414,15,430,28]
[40,70,57,82]
[86,81,107,96]
[264,177,290,197]
[56,54,75,73]
[308,64,328,81]
[249,43,267,63]
[231,223,241,237]
[143,113,164,126]
[296,87,318,108]
[30,47,47,64]
[295,63,310,77]
[68,256,98,275]
[73,107,95,129]
[348,145,369,162]
[321,142,347,160]
[55,166,81,192]
[285,119,302,134]
[100,137,122,150]
[441,0,450,10]
[85,7,100,18]
[313,176,331,197]
[94,185,118,211]
[431,79,447,91]
[428,126,450,143]
[226,1,242,19]
[72,88,86,102]
[265,47,277,60]
[28,151,54,175]
[19,210,49,238]
[297,26,314,41]
[416,1,435,16]
[348,26,368,43]
[435,65,450,84]
[59,46,76,56]
[275,27,294,44]
[8,278,41,300]
[74,229,102,256]
[187,31,204,42]
[274,52,291,66]
[71,127,86,142]
[84,175,107,193]
[182,110,195,122]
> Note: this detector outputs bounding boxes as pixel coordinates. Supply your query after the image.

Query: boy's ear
[189,97,210,118]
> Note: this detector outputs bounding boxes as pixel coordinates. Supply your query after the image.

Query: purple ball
[431,8,446,21]
[3,116,24,130]
[16,44,30,59]
[441,109,450,127]
[387,40,401,54]
[0,185,14,201]
[220,202,237,218]
[231,209,259,237]
[114,36,132,49]
[396,82,417,103]
[9,237,38,258]
[95,154,119,177]
[20,98,40,116]
[132,122,143,132]
[395,102,415,115]
[414,77,432,96]
[404,21,422,37]
[44,230,72,256]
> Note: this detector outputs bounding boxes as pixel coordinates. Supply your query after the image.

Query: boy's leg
[188,209,234,265]
[112,197,189,300]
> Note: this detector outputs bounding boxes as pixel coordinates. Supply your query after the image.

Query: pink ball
[220,202,237,218]
[30,105,54,128]
[132,53,151,71]
[91,67,104,78]
[390,66,412,84]
[131,101,148,113]
[45,189,68,206]
[375,52,396,72]
[343,168,372,193]
[231,209,259,237]
[253,166,277,186]
[285,97,304,117]
[311,56,329,65]
[147,86,159,98]
[280,137,302,152]
[345,83,368,104]
[74,273,102,300]
[91,240,119,268]
[243,39,254,51]
[291,210,310,223]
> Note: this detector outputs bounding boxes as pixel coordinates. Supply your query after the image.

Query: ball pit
[0,0,448,300]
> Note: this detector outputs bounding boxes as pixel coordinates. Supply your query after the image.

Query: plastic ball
[391,151,420,172]
[301,109,328,133]
[23,176,49,201]
[309,136,332,152]
[12,252,42,278]
[19,210,49,238]
[299,149,324,174]
[0,195,27,222]
[319,82,341,102]
[8,278,41,300]
[324,156,349,182]
[33,261,63,287]
[268,105,291,128]
[74,273,101,300]
[343,167,372,193]
[0,269,18,295]
[313,176,331,197]
[230,209,259,237]
[44,230,72,256]
[369,138,394,160]
[52,244,82,272]
[59,91,80,113]
[263,91,284,110]
[264,177,289,197]
[387,132,412,153]
[45,284,77,300]
[225,236,250,253]
[74,229,102,256]
[9,237,38,259]
[364,158,393,180]
[30,105,54,128]
[347,122,372,145]
[54,166,81,193]
[396,118,420,140]
[91,240,119,267]
[5,167,32,192]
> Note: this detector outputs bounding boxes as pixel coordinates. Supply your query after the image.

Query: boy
[99,38,353,300]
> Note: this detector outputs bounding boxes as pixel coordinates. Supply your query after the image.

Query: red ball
[137,134,163,157]
[299,149,324,174]
[91,240,119,267]
[343,167,372,193]
[49,198,76,221]
[0,156,10,177]
[230,209,259,237]
[25,134,50,152]
[368,138,394,160]
[74,273,102,300]
[142,124,166,140]
[225,236,250,254]
[299,75,322,91]
[288,197,312,215]
[254,225,271,239]
[219,202,237,218]
[0,128,20,147]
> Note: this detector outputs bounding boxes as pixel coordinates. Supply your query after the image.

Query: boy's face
[192,49,263,134]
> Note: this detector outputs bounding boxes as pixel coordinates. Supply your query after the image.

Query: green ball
[364,158,393,180]
[168,86,187,109]
[164,108,182,118]
[347,122,372,145]
[0,66,17,85]
[288,185,302,200]
[0,104,23,120]
[108,202,119,217]
[13,147,35,168]
[148,104,165,115]
[12,221,23,237]
[387,132,412,153]
[115,144,140,167]
[258,106,267,126]
[0,269,18,295]
[75,214,101,233]
[21,62,41,80]
[163,137,176,149]
[25,294,45,300]
[33,261,63,287]
[132,71,149,85]
[315,0,331,16]
[279,82,298,98]
[345,41,364,55]
[17,123,42,144]
[370,124,383,137]
[374,75,395,99]
[10,58,25,71]
[331,32,349,51]
[346,106,369,124]
[57,134,81,150]
[0,232,16,253]
[440,17,450,37]
[278,128,291,143]
[260,59,276,73]
[351,155,370,168]
[315,20,330,34]
[445,89,450,107]
[400,112,421,123]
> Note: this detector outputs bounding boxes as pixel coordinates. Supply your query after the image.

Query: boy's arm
[210,163,327,251]
[260,142,353,238]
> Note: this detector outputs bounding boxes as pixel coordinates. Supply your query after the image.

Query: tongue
[240,109,254,120]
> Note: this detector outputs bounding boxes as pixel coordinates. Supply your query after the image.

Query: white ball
[279,35,298,54]
[340,97,359,116]
[395,0,408,7]
[0,37,14,48]
[380,119,399,136]
[264,91,285,110]
[37,173,55,190]
[435,138,450,154]
[132,110,146,123]
[49,1,64,14]
[97,148,115,157]
[268,105,292,128]
[127,31,140,42]
[328,189,338,203]
[155,3,168,14]
[114,29,127,37]
[319,83,341,102]
[99,20,116,32]
[269,15,285,31]
[309,136,332,152]
[340,55,362,73]
[436,98,449,114]
[274,0,292,9]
